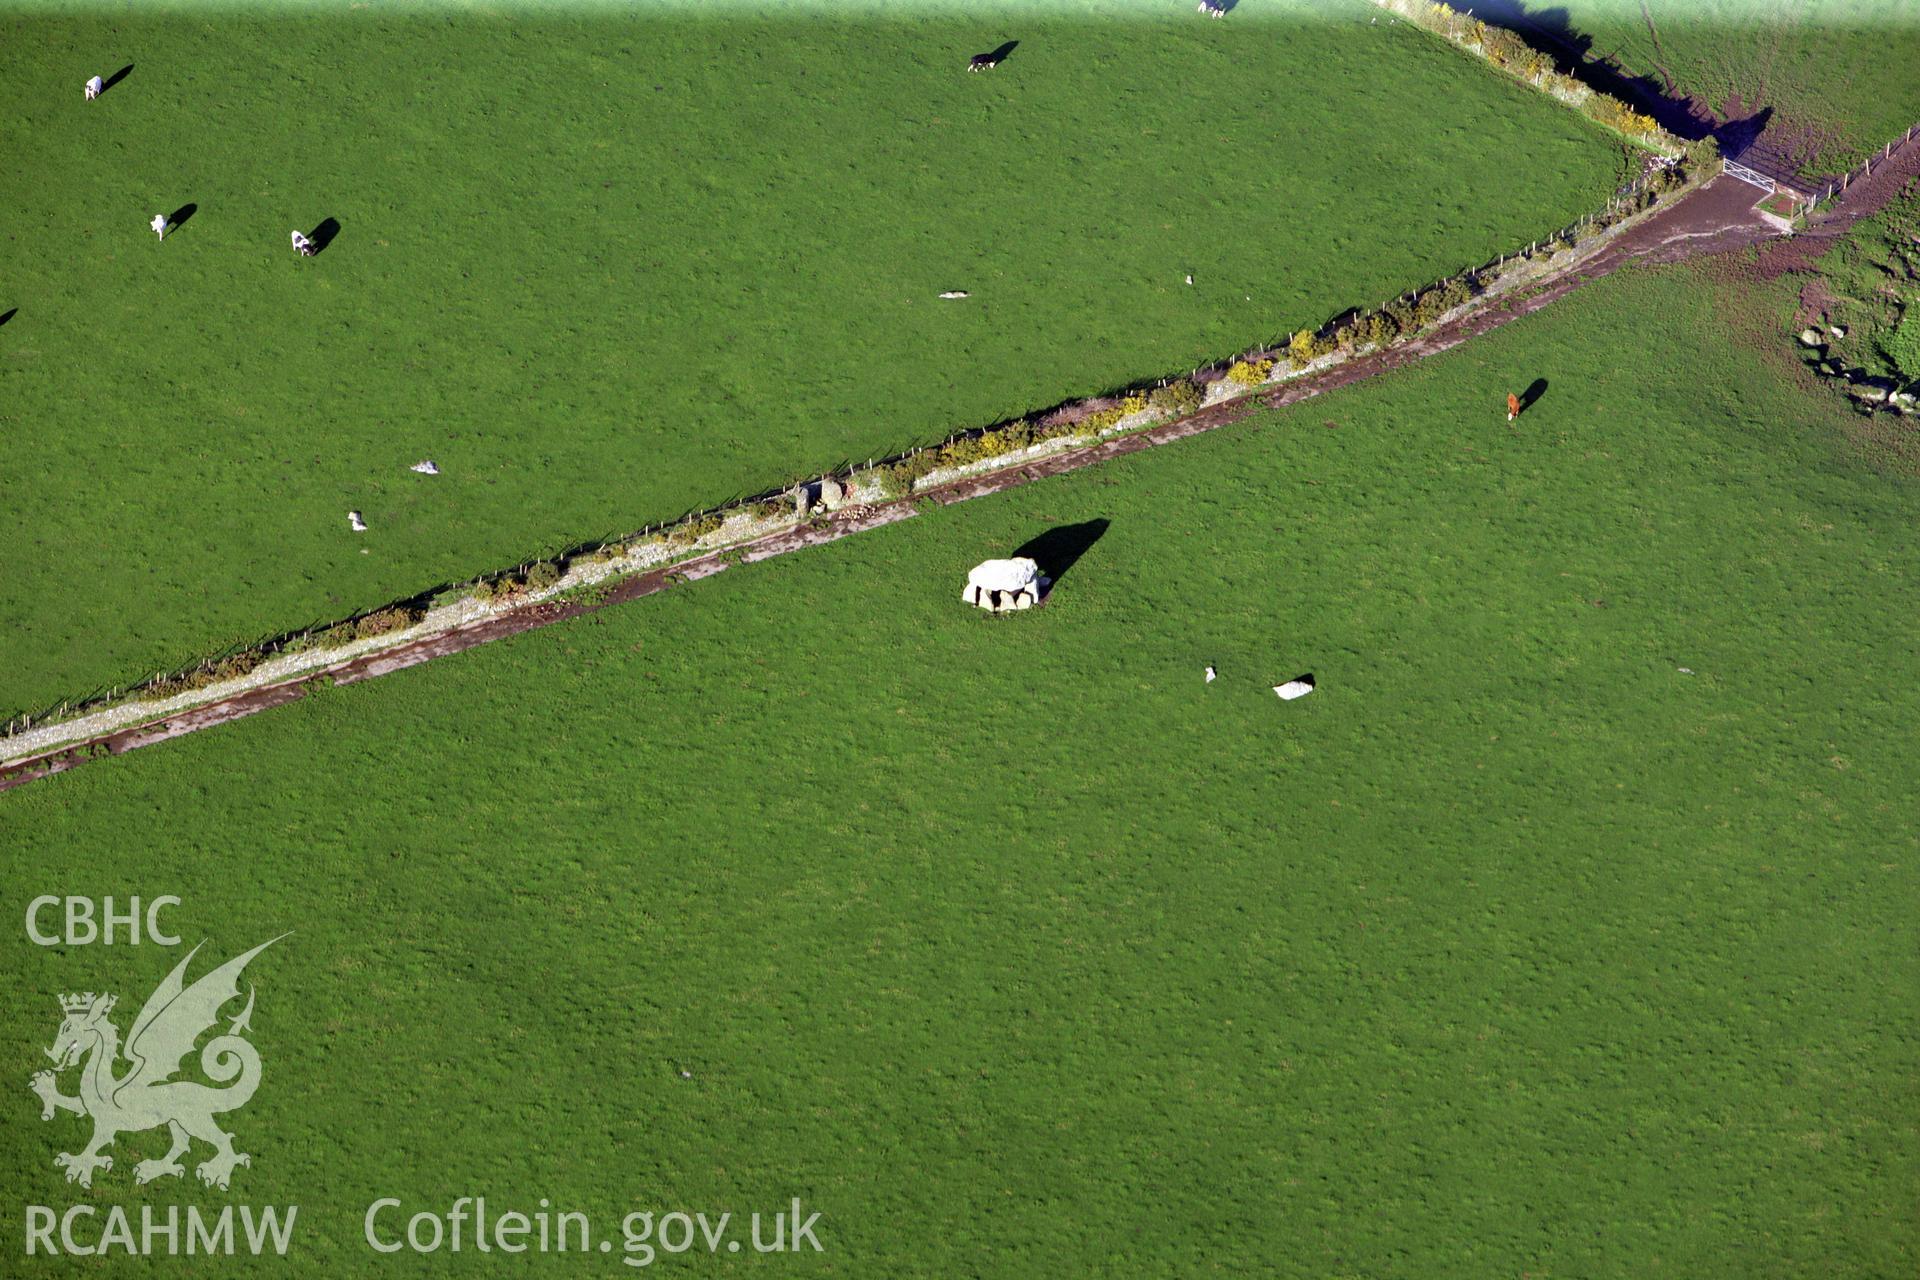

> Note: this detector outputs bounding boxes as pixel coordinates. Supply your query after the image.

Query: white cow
[150,213,167,240]
[291,230,315,256]
[85,76,103,101]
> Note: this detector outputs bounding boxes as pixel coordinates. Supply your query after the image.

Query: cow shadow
[167,202,198,232]
[101,64,134,96]
[0,308,15,328]
[972,40,1019,68]
[1015,518,1108,586]
[1273,673,1316,699]
[309,217,341,255]
[1520,377,1549,411]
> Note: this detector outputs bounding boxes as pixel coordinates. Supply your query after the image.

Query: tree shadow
[1014,518,1108,585]
[167,202,197,232]
[101,64,133,96]
[1520,377,1549,412]
[1716,106,1773,159]
[309,216,341,255]
[1460,2,1779,161]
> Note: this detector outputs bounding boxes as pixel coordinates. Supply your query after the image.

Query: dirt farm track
[6,156,1916,795]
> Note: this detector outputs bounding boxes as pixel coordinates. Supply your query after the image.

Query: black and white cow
[968,41,1017,72]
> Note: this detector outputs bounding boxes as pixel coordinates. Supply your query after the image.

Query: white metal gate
[1723,160,1775,192]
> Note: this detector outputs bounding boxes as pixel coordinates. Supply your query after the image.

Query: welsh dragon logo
[29,937,284,1190]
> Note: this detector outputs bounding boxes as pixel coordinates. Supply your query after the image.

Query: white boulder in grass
[961,557,1047,612]
[348,510,367,532]
[410,459,439,474]
[938,290,970,299]
[1272,676,1315,700]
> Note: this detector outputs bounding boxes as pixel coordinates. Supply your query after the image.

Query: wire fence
[665,136,1709,501]
[0,147,1712,745]
[1467,158,1681,283]
[1808,122,1920,206]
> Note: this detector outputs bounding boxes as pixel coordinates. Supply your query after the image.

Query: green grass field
[0,2,1635,720]
[5,259,1914,1276]
[1490,0,1920,168]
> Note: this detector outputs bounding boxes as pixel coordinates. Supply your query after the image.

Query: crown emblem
[59,992,103,1013]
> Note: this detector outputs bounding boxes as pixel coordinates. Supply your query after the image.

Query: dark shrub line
[1378,0,1691,156]
[3,156,1707,743]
